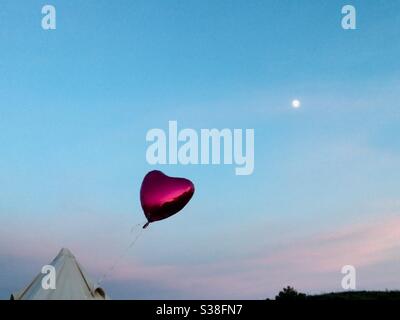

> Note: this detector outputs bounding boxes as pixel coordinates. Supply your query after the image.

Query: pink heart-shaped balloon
[140,170,195,227]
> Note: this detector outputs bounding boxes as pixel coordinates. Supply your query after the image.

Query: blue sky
[1,0,400,299]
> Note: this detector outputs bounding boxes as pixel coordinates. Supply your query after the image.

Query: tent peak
[58,248,74,257]
[12,247,109,300]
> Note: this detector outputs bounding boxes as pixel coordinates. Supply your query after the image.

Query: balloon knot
[143,222,150,229]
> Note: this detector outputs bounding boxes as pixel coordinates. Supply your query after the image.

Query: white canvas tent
[11,248,108,300]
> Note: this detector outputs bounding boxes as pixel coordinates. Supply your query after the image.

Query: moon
[291,99,301,108]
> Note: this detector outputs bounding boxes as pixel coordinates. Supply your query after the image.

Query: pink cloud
[3,213,400,298]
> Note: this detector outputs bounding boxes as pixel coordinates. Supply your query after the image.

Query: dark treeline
[272,286,400,301]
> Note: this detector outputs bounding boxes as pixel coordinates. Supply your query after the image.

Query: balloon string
[130,222,142,234]
[97,222,147,285]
